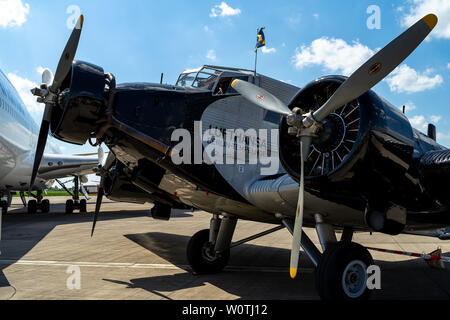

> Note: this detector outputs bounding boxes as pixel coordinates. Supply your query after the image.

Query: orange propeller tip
[290,268,297,279]
[422,14,438,30]
[76,15,84,29]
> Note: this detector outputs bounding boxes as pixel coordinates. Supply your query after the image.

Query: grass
[12,191,96,197]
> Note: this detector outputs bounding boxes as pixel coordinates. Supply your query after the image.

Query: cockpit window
[192,72,218,90]
[176,69,219,90]
[175,66,252,95]
[176,72,197,87]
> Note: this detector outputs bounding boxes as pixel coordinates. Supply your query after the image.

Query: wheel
[80,199,87,213]
[316,242,374,300]
[187,229,230,274]
[0,200,7,214]
[65,199,74,214]
[27,200,37,214]
[41,199,50,213]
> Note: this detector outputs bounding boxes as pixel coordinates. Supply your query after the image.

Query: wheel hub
[342,260,368,298]
[201,243,218,263]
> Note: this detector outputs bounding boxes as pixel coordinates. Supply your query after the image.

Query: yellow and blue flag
[255,27,266,52]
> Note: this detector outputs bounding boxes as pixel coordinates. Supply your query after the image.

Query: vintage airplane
[29,13,450,299]
[0,64,100,214]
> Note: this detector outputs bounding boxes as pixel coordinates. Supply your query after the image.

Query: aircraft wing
[37,153,98,180]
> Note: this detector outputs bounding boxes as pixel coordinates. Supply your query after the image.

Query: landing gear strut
[27,190,50,214]
[189,213,374,300]
[187,215,236,274]
[56,177,87,214]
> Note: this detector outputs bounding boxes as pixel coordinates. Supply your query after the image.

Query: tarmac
[0,196,449,300]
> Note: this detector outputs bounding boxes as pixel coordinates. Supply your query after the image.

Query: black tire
[41,199,50,213]
[65,199,74,214]
[187,229,230,275]
[80,199,87,213]
[316,242,374,300]
[0,200,7,214]
[27,200,37,214]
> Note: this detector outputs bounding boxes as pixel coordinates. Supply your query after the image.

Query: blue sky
[0,0,449,186]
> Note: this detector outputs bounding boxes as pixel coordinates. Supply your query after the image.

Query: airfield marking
[0,259,314,273]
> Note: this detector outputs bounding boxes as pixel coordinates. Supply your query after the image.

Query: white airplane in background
[0,67,100,215]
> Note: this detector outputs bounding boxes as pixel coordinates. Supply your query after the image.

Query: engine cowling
[280,76,369,182]
[279,76,427,218]
[50,60,107,145]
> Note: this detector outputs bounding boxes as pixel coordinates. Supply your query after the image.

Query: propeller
[91,186,104,237]
[29,15,84,188]
[232,14,438,278]
[230,79,291,115]
[90,148,115,236]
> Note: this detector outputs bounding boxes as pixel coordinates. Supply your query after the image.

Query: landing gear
[0,192,12,214]
[65,199,74,214]
[27,191,50,214]
[283,214,374,300]
[187,229,230,274]
[0,200,7,214]
[28,199,37,214]
[187,215,236,274]
[316,242,373,300]
[58,176,88,214]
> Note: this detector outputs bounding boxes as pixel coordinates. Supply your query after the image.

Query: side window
[213,76,249,95]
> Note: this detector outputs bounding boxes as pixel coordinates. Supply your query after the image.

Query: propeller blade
[30,15,85,188]
[289,136,312,279]
[52,15,84,91]
[91,187,104,237]
[311,14,438,124]
[30,104,52,188]
[231,79,291,115]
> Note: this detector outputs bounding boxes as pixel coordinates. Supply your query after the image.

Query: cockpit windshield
[175,66,253,95]
[176,68,220,90]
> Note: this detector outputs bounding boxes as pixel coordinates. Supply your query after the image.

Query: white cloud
[447,62,450,69]
[313,13,319,19]
[206,49,217,61]
[409,115,427,131]
[409,114,442,132]
[385,64,443,93]
[261,46,276,54]
[402,101,417,112]
[437,132,450,147]
[400,0,450,40]
[7,72,42,113]
[0,0,29,28]
[210,2,241,18]
[431,115,442,123]
[293,37,375,76]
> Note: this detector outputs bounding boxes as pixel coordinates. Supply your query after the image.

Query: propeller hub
[312,113,346,153]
